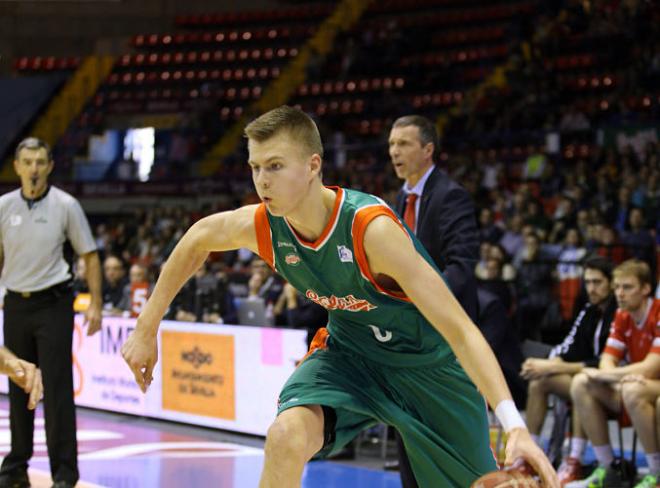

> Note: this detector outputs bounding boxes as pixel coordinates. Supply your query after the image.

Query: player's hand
[583,367,619,384]
[520,358,551,380]
[621,374,646,384]
[5,358,43,409]
[121,325,158,393]
[505,428,559,488]
[84,302,103,336]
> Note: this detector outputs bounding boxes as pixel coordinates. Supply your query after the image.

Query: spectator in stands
[167,262,236,324]
[478,207,502,244]
[274,283,327,347]
[566,260,660,488]
[596,225,629,265]
[116,263,152,318]
[500,214,526,259]
[514,232,555,340]
[613,186,632,234]
[248,257,283,306]
[592,174,615,222]
[489,244,516,282]
[102,255,127,313]
[475,241,492,280]
[621,207,656,274]
[523,145,548,180]
[521,256,617,485]
[477,257,513,316]
[524,199,551,239]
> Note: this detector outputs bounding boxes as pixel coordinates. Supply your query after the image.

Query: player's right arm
[122,205,259,392]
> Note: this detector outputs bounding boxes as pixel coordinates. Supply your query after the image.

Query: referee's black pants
[1,286,78,485]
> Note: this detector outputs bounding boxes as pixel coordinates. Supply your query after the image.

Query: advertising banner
[161,331,236,420]
[0,315,307,436]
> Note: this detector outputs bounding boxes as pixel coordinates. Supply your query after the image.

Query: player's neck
[629,297,651,325]
[286,185,335,242]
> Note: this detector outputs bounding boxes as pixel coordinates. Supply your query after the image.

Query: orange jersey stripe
[351,205,411,302]
[254,204,275,269]
[299,327,330,365]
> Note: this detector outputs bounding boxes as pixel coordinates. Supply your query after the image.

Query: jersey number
[368,325,393,343]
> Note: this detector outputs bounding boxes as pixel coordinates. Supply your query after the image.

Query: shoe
[0,471,30,488]
[50,482,75,488]
[558,457,582,486]
[383,460,400,471]
[633,474,658,488]
[564,466,606,488]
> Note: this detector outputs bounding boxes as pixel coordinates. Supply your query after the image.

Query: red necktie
[404,193,417,233]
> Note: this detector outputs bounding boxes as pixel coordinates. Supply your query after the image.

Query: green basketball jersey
[255,187,454,366]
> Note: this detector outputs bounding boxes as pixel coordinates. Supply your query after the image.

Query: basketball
[471,462,540,488]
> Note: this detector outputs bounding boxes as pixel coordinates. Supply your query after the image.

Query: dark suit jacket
[395,166,480,322]
[477,288,527,407]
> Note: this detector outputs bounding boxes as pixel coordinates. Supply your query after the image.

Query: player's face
[13,147,53,196]
[613,274,650,312]
[583,268,610,306]
[248,132,321,216]
[388,125,433,186]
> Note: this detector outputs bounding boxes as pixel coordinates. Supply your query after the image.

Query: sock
[593,444,614,467]
[569,437,587,461]
[646,452,660,476]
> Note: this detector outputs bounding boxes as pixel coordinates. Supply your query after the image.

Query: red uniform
[603,299,660,363]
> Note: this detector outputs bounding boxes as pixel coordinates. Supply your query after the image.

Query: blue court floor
[0,397,401,487]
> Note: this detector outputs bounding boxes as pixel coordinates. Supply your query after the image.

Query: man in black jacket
[520,255,617,485]
[388,115,480,486]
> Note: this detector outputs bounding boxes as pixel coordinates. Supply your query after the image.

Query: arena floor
[0,397,401,487]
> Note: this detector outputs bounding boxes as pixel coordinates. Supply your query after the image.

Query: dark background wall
[0,0,286,72]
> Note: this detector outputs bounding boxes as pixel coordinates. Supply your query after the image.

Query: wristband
[495,399,526,433]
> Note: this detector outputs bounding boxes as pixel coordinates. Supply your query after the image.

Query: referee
[0,138,102,488]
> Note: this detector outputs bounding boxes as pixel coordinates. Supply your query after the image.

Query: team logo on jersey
[337,245,353,263]
[285,253,301,266]
[277,241,295,249]
[9,215,22,226]
[306,290,376,312]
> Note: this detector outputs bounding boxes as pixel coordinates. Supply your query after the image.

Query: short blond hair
[613,259,652,287]
[244,105,323,159]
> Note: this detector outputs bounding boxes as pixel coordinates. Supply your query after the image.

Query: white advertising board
[0,315,308,436]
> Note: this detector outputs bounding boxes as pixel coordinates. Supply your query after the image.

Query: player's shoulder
[49,186,79,206]
[0,188,21,207]
[651,299,660,318]
[343,187,391,214]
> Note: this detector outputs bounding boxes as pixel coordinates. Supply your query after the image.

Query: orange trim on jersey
[352,205,411,302]
[299,327,329,365]
[254,204,275,269]
[286,187,343,250]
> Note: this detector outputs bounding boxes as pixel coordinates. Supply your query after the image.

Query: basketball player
[122,106,559,488]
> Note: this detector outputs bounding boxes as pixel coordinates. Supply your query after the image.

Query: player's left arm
[364,216,513,412]
[363,216,559,487]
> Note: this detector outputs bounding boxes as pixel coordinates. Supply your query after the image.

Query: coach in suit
[389,115,480,487]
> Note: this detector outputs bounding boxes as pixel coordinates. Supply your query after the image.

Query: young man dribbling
[122,105,558,488]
